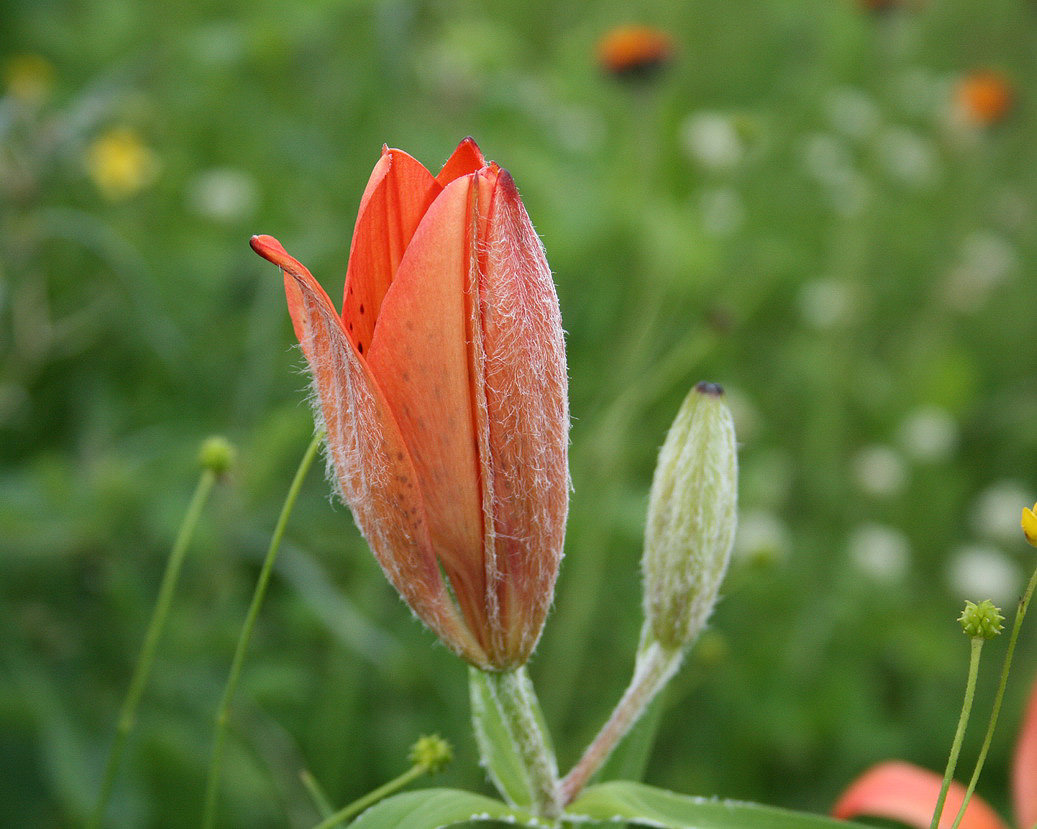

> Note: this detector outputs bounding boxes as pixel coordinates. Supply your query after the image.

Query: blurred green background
[3,0,1037,826]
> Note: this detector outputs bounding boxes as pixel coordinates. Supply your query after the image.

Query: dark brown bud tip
[695,381,725,396]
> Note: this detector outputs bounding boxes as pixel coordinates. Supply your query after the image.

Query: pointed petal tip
[250,234,308,278]
[250,233,287,261]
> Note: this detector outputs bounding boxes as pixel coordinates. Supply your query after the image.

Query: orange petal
[364,175,489,652]
[832,761,1009,829]
[436,136,486,186]
[1014,675,1037,829]
[472,168,569,665]
[251,234,487,666]
[341,148,441,357]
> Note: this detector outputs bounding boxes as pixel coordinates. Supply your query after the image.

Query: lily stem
[560,640,683,806]
[88,467,217,829]
[929,636,984,829]
[949,562,1037,829]
[482,666,562,819]
[201,431,323,829]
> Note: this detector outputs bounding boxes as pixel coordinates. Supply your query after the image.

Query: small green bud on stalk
[958,599,1004,640]
[198,435,237,477]
[642,382,737,651]
[408,734,453,774]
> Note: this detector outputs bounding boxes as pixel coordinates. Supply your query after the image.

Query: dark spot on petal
[396,451,404,460]
[358,342,364,354]
[348,322,354,332]
[359,303,365,314]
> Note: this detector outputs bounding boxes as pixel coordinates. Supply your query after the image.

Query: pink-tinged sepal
[832,761,1009,829]
[472,167,569,666]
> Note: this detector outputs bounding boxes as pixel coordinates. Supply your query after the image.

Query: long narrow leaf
[346,788,548,829]
[566,781,872,829]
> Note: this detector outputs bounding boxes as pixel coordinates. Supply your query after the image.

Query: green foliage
[3,0,1037,826]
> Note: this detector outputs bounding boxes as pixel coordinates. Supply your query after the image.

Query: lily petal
[472,168,568,663]
[342,148,441,357]
[832,761,1009,829]
[1014,676,1037,829]
[436,136,487,186]
[250,234,487,666]
[365,176,489,653]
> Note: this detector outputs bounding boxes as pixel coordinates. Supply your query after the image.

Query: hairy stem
[560,641,682,805]
[482,666,562,818]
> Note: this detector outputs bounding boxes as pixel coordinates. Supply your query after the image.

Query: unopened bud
[958,599,1004,639]
[641,382,738,650]
[408,734,453,774]
[198,435,237,477]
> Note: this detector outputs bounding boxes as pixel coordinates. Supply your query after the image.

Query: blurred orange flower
[596,25,674,80]
[832,675,1037,829]
[956,70,1014,126]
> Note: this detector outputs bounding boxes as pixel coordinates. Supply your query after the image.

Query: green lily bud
[642,382,738,650]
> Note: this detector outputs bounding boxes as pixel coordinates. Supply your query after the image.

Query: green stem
[930,636,984,829]
[950,563,1037,829]
[312,764,427,829]
[560,640,683,806]
[482,667,562,819]
[201,432,323,829]
[88,468,217,829]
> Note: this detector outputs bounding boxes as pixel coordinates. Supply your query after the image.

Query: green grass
[2,0,1036,826]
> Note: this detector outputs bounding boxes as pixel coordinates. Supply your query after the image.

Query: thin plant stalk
[930,636,985,829]
[311,764,428,829]
[482,667,562,818]
[201,432,323,829]
[560,641,683,805]
[88,466,217,829]
[950,564,1037,829]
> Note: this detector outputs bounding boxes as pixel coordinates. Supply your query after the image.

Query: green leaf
[346,788,549,828]
[468,667,534,807]
[565,781,871,828]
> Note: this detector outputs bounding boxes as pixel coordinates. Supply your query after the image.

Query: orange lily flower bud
[251,138,569,670]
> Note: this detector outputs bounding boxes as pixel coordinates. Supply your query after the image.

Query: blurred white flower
[947,543,1023,606]
[826,87,881,141]
[896,406,958,463]
[847,523,911,584]
[798,278,858,329]
[852,445,908,498]
[734,510,790,566]
[186,168,259,223]
[802,132,854,186]
[895,67,945,118]
[970,479,1034,546]
[876,127,940,189]
[681,112,744,171]
[943,230,1018,311]
[698,187,745,237]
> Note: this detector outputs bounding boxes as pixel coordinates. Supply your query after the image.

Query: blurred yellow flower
[1022,503,1037,547]
[4,53,56,104]
[85,127,160,200]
